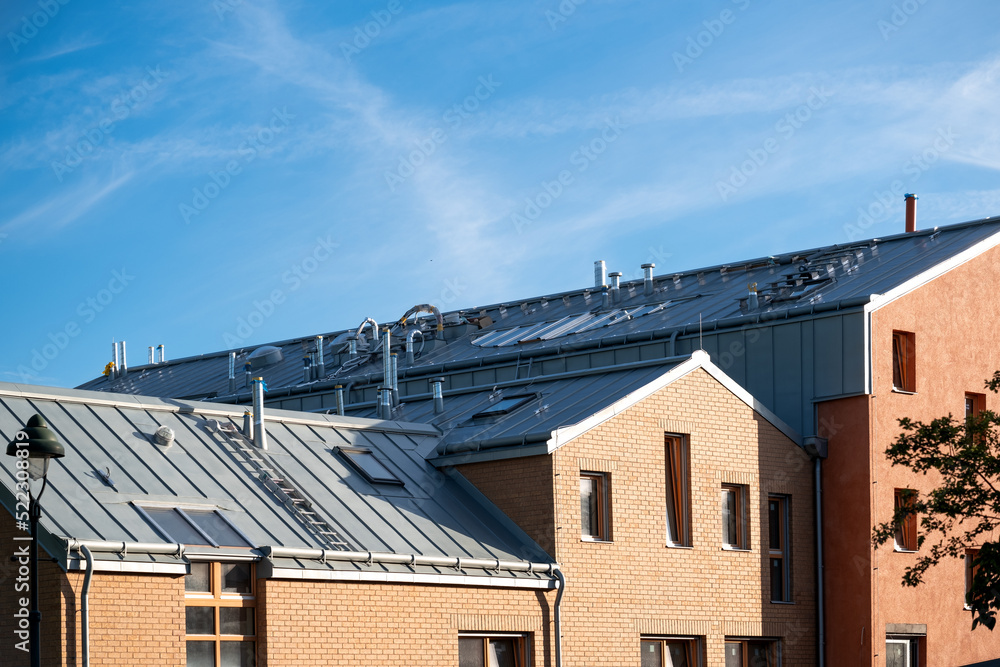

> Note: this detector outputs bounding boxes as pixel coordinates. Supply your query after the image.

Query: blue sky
[2,0,999,388]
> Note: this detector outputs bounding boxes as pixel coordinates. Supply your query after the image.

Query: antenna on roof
[699,314,703,351]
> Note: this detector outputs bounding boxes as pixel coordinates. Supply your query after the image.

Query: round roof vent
[247,345,283,369]
[154,426,175,447]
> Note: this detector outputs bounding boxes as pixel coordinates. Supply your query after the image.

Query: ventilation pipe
[118,341,127,378]
[748,282,759,311]
[315,336,325,378]
[594,260,607,288]
[398,304,445,339]
[334,385,345,416]
[600,287,610,310]
[609,272,622,304]
[642,263,655,296]
[302,354,312,384]
[354,317,379,352]
[110,342,120,380]
[228,352,237,394]
[348,339,358,359]
[251,378,267,450]
[390,353,399,407]
[242,409,253,440]
[147,346,155,365]
[157,344,165,363]
[431,377,445,415]
[243,361,252,389]
[378,387,392,420]
[406,329,424,365]
[905,193,918,233]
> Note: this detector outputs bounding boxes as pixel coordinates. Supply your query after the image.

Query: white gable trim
[546,350,802,450]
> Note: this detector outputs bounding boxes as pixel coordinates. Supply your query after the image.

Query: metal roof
[76,217,1000,402]
[0,382,552,579]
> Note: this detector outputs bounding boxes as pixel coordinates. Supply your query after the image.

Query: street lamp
[7,414,65,667]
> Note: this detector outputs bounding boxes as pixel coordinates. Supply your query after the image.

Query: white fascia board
[67,559,188,575]
[265,568,557,589]
[862,227,1000,393]
[547,350,802,449]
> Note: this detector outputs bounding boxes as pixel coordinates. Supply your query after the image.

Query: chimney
[148,346,155,365]
[315,336,325,378]
[111,342,120,380]
[642,263,655,296]
[608,272,622,304]
[228,352,237,394]
[594,260,607,288]
[334,385,345,416]
[431,377,445,415]
[905,193,918,233]
[157,344,166,363]
[251,377,267,450]
[119,341,127,378]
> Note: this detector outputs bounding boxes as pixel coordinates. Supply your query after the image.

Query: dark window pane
[725,642,742,667]
[722,489,736,546]
[186,562,211,593]
[187,640,216,667]
[641,640,661,667]
[342,450,400,484]
[488,638,517,667]
[459,637,484,667]
[748,641,772,667]
[145,508,206,545]
[771,558,785,601]
[581,478,597,538]
[769,500,782,550]
[222,563,253,595]
[220,608,254,636]
[187,511,251,548]
[221,640,255,667]
[186,607,215,635]
[665,641,689,666]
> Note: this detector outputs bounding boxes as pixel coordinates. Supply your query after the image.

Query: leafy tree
[873,372,1000,630]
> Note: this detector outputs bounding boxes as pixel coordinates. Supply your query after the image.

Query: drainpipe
[252,378,267,450]
[554,568,566,667]
[816,457,825,667]
[81,544,94,667]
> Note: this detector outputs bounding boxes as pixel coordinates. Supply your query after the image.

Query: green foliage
[872,372,1000,630]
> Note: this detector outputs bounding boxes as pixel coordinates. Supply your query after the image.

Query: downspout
[554,568,566,667]
[81,544,94,667]
[816,458,825,667]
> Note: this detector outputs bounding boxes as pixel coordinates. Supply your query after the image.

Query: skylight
[337,447,403,485]
[138,506,252,548]
[471,395,534,419]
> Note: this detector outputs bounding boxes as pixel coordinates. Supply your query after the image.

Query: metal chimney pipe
[348,338,358,359]
[252,377,267,450]
[316,336,325,378]
[381,329,392,390]
[642,263,655,296]
[601,287,610,310]
[148,346,155,365]
[118,341,127,378]
[748,283,759,311]
[157,344,165,363]
[244,361,252,389]
[228,352,236,394]
[243,409,253,440]
[390,353,399,407]
[905,193,917,233]
[302,355,312,384]
[608,272,622,304]
[334,385,345,416]
[431,378,445,415]
[378,387,392,420]
[594,260,607,288]
[111,342,120,380]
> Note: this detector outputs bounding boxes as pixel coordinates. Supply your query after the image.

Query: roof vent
[154,426,175,447]
[905,193,917,233]
[247,345,283,369]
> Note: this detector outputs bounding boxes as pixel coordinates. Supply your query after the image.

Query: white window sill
[770,600,795,605]
[580,537,613,544]
[665,543,694,549]
[894,547,918,553]
[891,387,917,395]
[721,546,751,552]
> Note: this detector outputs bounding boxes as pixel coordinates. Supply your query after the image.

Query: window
[580,472,610,541]
[965,548,981,610]
[471,395,535,419]
[893,489,918,552]
[336,447,403,485]
[725,639,779,666]
[458,633,528,667]
[665,434,691,547]
[641,637,701,666]
[138,506,253,548]
[885,637,919,667]
[185,562,256,667]
[721,485,748,550]
[768,496,790,601]
[892,331,916,392]
[966,392,985,419]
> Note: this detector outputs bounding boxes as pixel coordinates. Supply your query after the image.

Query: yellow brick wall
[460,367,818,666]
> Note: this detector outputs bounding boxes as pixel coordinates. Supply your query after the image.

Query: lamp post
[7,414,65,667]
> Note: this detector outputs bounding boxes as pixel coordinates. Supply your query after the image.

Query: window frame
[891,331,916,393]
[768,495,791,602]
[135,503,255,548]
[470,395,536,419]
[580,471,611,542]
[885,636,920,667]
[335,446,404,485]
[640,635,703,666]
[185,561,256,667]
[724,638,780,666]
[893,489,918,553]
[458,632,530,667]
[665,434,691,547]
[721,484,749,551]
[965,547,981,611]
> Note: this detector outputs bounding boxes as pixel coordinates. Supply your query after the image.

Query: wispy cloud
[1,171,133,235]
